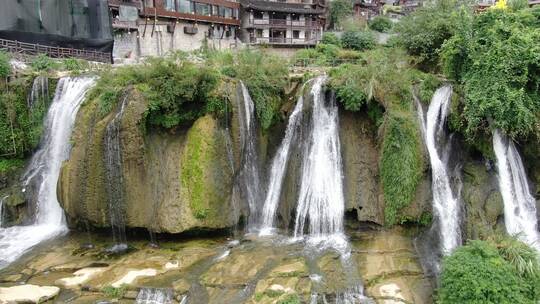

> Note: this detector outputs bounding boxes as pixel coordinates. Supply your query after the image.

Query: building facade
[239,0,326,47]
[109,0,240,59]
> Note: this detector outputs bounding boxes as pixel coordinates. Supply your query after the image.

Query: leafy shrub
[0,51,10,78]
[380,114,423,226]
[321,32,341,46]
[229,50,288,130]
[341,31,376,51]
[0,158,25,174]
[395,0,472,66]
[30,54,58,71]
[369,16,393,32]
[63,58,89,73]
[0,76,53,158]
[101,285,128,299]
[439,240,540,304]
[441,8,540,140]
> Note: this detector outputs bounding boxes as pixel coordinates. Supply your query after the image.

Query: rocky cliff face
[57,81,538,237]
[58,87,243,233]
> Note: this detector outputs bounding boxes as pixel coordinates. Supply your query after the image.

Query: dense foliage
[321,32,341,46]
[0,51,10,79]
[341,30,376,51]
[294,43,361,66]
[369,16,393,33]
[439,238,540,304]
[90,50,288,131]
[441,7,540,140]
[0,76,54,159]
[395,0,470,66]
[329,0,354,29]
[329,48,440,225]
[217,50,288,130]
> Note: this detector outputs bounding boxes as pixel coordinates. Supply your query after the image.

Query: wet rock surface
[0,229,432,304]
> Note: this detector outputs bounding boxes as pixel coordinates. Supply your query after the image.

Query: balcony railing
[249,36,319,45]
[248,19,321,28]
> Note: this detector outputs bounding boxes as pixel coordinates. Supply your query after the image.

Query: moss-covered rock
[462,161,504,239]
[59,87,242,233]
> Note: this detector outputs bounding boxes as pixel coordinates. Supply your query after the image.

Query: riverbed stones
[0,284,60,303]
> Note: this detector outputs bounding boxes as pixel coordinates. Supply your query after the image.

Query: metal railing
[248,19,321,28]
[0,38,111,63]
[250,37,319,45]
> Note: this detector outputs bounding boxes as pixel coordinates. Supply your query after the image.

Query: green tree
[329,0,354,29]
[341,30,376,51]
[441,8,540,140]
[369,16,393,32]
[395,0,472,66]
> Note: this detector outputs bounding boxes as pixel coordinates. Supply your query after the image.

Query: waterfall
[0,196,6,227]
[417,85,461,255]
[293,76,345,243]
[27,75,49,109]
[237,82,263,229]
[104,96,129,252]
[135,288,174,304]
[259,95,304,235]
[0,77,95,269]
[493,130,540,251]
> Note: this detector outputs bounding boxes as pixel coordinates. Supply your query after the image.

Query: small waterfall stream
[27,75,49,109]
[0,77,95,269]
[135,288,174,304]
[237,82,263,229]
[259,95,304,234]
[104,96,129,252]
[293,76,345,243]
[0,196,6,227]
[493,130,540,251]
[417,86,461,255]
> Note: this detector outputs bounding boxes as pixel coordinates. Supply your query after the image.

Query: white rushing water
[293,76,346,246]
[417,86,461,255]
[135,288,174,304]
[259,95,304,235]
[238,82,263,229]
[0,77,95,269]
[493,130,540,251]
[0,196,6,227]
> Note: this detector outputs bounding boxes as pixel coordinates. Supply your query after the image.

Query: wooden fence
[0,38,112,63]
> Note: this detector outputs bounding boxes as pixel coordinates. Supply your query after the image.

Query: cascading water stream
[259,95,304,235]
[27,75,49,109]
[293,76,345,244]
[104,96,129,252]
[135,288,174,304]
[0,77,95,269]
[417,85,461,255]
[493,130,540,251]
[0,196,6,227]
[237,82,263,229]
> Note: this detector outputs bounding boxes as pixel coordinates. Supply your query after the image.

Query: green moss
[0,158,25,174]
[180,116,228,221]
[381,113,424,226]
[101,285,128,299]
[277,294,301,304]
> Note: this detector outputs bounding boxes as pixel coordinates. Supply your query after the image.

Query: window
[219,6,233,18]
[291,14,300,21]
[256,29,263,38]
[254,11,264,19]
[212,5,219,16]
[293,30,300,39]
[195,2,210,15]
[165,0,175,11]
[177,0,192,13]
